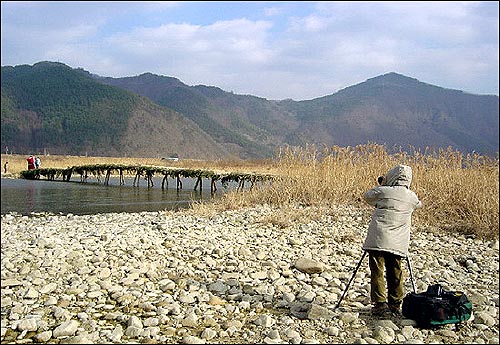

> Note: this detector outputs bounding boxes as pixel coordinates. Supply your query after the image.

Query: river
[0,176,233,215]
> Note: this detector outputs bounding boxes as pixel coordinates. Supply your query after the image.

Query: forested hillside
[1,62,135,154]
[1,62,229,159]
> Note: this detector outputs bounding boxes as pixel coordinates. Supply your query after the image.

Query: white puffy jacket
[362,165,422,257]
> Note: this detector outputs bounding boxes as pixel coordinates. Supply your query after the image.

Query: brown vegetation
[191,144,499,241]
[2,143,498,241]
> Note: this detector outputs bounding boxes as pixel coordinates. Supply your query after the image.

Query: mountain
[97,73,299,158]
[98,71,499,157]
[1,62,498,159]
[1,62,232,159]
[279,72,499,155]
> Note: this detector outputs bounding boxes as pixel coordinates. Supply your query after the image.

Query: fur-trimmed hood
[383,164,412,188]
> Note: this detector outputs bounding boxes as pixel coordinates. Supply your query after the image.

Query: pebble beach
[1,205,499,344]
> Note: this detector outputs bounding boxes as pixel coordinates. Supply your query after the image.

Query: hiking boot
[388,302,402,315]
[371,302,388,316]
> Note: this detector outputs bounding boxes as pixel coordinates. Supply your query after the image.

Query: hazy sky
[1,1,498,100]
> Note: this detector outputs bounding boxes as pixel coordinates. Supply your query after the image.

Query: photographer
[363,165,422,316]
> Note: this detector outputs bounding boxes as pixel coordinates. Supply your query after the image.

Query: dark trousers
[368,250,404,305]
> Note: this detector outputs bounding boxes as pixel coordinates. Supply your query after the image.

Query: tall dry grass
[202,143,499,241]
[2,145,498,241]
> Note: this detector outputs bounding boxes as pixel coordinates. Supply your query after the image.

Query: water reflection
[1,176,234,215]
[26,181,37,212]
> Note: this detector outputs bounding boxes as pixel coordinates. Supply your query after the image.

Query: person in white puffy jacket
[362,164,422,316]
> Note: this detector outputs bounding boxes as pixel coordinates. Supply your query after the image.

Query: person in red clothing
[27,155,35,170]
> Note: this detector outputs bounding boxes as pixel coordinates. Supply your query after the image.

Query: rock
[307,304,335,320]
[39,282,58,294]
[53,320,79,338]
[200,328,217,340]
[181,312,199,328]
[182,335,205,344]
[110,325,123,342]
[59,334,93,344]
[294,257,325,274]
[0,205,497,344]
[1,279,23,287]
[208,295,227,306]
[373,325,395,343]
[98,267,111,279]
[34,330,52,342]
[24,287,39,299]
[127,315,143,328]
[254,315,275,327]
[17,318,38,332]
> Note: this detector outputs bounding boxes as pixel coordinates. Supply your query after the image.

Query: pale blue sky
[1,1,498,100]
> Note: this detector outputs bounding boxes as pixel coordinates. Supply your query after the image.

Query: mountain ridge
[1,61,498,158]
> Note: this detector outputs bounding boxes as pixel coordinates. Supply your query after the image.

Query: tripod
[334,250,417,310]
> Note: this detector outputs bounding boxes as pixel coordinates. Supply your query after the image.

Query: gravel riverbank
[1,205,498,344]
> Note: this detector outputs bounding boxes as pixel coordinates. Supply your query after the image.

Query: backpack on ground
[402,283,473,328]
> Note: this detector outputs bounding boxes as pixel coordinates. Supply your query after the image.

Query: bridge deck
[20,164,276,193]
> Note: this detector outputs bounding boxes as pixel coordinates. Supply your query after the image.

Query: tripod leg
[406,255,417,293]
[335,250,367,310]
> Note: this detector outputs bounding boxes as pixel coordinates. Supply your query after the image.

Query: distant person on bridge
[35,156,41,169]
[27,155,35,170]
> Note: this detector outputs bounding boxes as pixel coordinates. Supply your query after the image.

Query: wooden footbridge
[20,164,275,194]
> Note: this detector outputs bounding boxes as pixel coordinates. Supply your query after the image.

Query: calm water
[1,176,233,215]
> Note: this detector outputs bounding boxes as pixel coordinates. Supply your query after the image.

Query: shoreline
[1,205,499,344]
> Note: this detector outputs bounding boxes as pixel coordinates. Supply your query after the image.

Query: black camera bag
[402,283,472,328]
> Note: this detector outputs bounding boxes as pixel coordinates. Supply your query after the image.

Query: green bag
[402,284,472,328]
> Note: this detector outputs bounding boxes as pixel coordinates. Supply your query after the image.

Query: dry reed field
[2,143,498,241]
[193,144,499,241]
